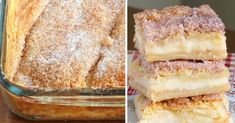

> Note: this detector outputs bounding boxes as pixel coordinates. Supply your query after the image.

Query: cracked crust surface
[89,7,125,88]
[5,0,125,89]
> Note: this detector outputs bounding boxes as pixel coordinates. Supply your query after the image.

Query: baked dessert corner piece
[135,94,232,123]
[134,5,227,62]
[5,0,49,81]
[129,58,230,102]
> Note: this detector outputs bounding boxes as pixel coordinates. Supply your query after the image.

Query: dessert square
[135,94,232,123]
[134,5,227,61]
[129,58,230,102]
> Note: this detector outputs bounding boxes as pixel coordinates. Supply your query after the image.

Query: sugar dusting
[34,31,90,65]
[92,8,125,87]
[15,0,124,89]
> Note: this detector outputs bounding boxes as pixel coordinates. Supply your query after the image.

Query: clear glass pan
[0,0,125,120]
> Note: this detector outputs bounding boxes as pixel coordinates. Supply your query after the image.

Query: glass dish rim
[0,0,125,97]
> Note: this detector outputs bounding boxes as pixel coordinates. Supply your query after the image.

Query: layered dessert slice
[135,94,232,123]
[129,58,230,102]
[134,5,227,62]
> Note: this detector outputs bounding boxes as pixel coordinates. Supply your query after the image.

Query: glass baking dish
[0,0,125,120]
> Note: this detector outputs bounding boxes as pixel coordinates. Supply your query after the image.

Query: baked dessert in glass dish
[0,0,125,120]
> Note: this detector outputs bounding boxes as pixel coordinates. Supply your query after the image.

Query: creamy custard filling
[130,62,229,92]
[148,77,228,91]
[135,29,226,55]
[134,73,228,92]
[145,33,226,54]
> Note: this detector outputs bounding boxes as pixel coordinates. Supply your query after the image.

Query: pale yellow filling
[135,29,226,56]
[129,62,230,102]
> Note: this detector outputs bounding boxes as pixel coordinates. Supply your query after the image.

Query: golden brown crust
[154,94,222,110]
[5,0,49,81]
[134,5,225,42]
[10,0,124,89]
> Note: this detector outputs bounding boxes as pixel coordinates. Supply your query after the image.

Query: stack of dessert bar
[129,5,233,123]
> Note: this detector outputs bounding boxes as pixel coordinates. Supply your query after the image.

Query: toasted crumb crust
[134,5,225,42]
[158,94,222,109]
[142,94,223,110]
[140,58,226,74]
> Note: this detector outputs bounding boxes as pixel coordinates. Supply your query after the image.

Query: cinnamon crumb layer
[134,5,225,42]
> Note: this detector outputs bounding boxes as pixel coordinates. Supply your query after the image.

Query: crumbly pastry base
[1,87,124,120]
[135,31,227,61]
[135,94,232,123]
[129,62,230,102]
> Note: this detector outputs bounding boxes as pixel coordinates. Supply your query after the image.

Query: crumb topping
[147,94,223,110]
[134,5,225,42]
